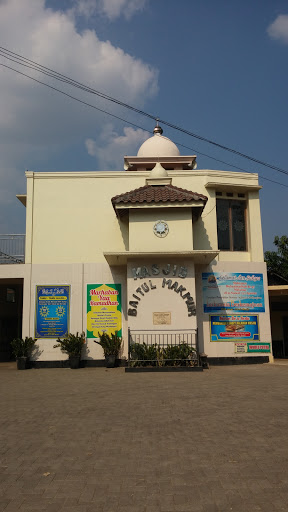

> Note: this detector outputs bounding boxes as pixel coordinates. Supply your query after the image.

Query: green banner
[87,284,122,338]
[247,343,270,353]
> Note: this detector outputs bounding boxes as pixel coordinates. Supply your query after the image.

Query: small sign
[235,342,247,353]
[210,315,259,342]
[35,285,70,338]
[153,312,171,325]
[247,343,271,353]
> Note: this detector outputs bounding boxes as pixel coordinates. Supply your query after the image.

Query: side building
[0,125,272,365]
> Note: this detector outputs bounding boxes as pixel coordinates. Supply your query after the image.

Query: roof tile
[111,184,208,206]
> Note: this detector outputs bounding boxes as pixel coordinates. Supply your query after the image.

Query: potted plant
[53,332,85,369]
[95,331,122,368]
[11,336,37,370]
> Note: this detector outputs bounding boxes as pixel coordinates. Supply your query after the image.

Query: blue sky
[0,0,287,251]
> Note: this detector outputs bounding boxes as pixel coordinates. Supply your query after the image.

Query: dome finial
[153,118,163,135]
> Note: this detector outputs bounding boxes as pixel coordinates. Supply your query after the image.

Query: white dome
[137,133,180,157]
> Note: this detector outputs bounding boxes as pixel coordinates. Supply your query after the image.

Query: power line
[1,60,288,190]
[0,62,150,132]
[0,46,156,120]
[174,142,288,188]
[0,45,288,178]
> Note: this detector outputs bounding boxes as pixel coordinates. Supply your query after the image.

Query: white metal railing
[0,235,25,264]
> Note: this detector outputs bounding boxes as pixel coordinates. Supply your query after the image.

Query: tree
[265,235,288,280]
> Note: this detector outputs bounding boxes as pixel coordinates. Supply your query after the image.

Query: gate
[128,328,200,367]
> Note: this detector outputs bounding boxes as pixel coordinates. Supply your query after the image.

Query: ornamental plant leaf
[53,332,85,357]
[95,331,122,357]
[11,337,37,358]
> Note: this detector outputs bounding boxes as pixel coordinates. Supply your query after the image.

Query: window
[6,288,16,303]
[216,198,247,251]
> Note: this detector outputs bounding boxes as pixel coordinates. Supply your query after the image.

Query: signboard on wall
[153,312,171,325]
[247,343,270,353]
[35,285,70,338]
[202,272,265,313]
[234,342,247,353]
[87,284,122,338]
[234,342,270,353]
[210,314,259,342]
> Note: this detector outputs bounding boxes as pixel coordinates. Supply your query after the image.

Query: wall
[129,208,193,252]
[17,262,127,362]
[127,258,196,332]
[0,259,272,362]
[195,260,271,358]
[17,166,270,363]
[25,169,264,265]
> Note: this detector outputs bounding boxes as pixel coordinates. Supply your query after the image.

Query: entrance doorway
[282,316,288,358]
[0,279,23,361]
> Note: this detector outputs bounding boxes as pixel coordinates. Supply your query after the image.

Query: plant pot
[105,355,116,368]
[69,355,80,369]
[17,357,28,370]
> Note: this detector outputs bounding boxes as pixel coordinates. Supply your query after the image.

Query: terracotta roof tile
[111,184,208,206]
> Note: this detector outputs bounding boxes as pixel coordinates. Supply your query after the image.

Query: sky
[0,0,288,251]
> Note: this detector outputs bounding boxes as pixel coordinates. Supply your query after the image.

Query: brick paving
[0,363,288,511]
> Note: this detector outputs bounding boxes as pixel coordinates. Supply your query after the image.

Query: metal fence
[0,235,25,264]
[128,328,200,367]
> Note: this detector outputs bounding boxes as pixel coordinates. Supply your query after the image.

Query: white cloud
[0,0,158,232]
[86,124,149,168]
[73,0,147,20]
[267,14,288,44]
[100,0,147,20]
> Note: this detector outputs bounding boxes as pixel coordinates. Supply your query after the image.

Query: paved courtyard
[0,363,288,512]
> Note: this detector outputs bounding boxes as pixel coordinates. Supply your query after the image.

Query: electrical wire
[1,60,288,190]
[1,45,288,178]
[202,205,216,218]
[0,46,156,119]
[174,142,288,188]
[0,62,150,133]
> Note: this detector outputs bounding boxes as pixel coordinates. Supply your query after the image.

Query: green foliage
[163,343,196,366]
[265,235,288,280]
[129,342,197,367]
[95,331,122,357]
[53,332,85,357]
[11,337,37,358]
[129,342,157,365]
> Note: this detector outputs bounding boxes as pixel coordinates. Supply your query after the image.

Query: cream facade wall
[129,209,193,252]
[127,258,196,332]
[25,169,264,265]
[13,161,271,364]
[195,260,271,358]
[10,258,271,362]
[19,261,127,361]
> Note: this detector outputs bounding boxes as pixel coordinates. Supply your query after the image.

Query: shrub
[95,331,122,357]
[129,342,157,366]
[163,343,197,366]
[129,342,197,367]
[53,332,85,357]
[11,337,37,358]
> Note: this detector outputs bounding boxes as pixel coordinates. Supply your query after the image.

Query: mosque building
[0,124,272,365]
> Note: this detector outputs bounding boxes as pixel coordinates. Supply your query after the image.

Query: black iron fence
[128,328,200,367]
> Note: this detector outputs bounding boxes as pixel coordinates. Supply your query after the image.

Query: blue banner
[35,285,70,338]
[202,272,265,313]
[210,314,259,342]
